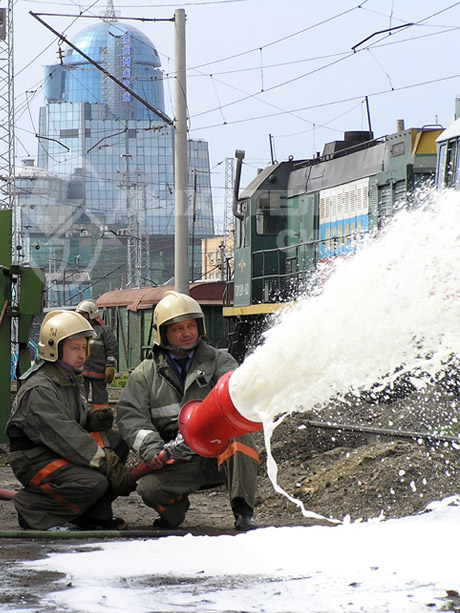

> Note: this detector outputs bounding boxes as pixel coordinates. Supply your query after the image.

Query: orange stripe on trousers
[41,482,83,515]
[156,495,186,514]
[217,442,260,466]
[29,459,84,515]
[29,459,70,486]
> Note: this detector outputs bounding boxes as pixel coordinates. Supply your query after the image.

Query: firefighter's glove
[145,435,195,471]
[163,433,195,460]
[86,407,114,431]
[146,450,170,470]
[104,365,115,384]
[104,449,137,497]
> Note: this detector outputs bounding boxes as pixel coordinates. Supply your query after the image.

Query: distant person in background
[75,299,118,410]
[6,310,135,530]
[116,291,259,532]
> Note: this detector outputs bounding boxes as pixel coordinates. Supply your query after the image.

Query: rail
[305,419,460,445]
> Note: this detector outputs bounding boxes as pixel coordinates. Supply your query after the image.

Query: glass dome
[60,21,165,119]
[64,21,161,68]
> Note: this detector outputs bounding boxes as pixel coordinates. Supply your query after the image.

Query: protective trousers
[83,376,109,409]
[12,430,128,530]
[137,433,259,528]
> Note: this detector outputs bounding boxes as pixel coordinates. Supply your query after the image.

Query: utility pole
[173,8,189,294]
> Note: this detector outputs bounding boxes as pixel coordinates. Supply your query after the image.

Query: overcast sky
[13,0,460,226]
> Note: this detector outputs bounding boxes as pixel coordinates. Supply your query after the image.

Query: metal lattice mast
[130,171,149,288]
[137,182,150,284]
[0,2,15,218]
[118,150,150,288]
[103,0,117,21]
[223,157,234,244]
[222,157,235,281]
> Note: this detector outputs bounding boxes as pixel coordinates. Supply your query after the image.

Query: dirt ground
[2,380,460,610]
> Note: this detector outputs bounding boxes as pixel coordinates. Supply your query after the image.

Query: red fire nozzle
[178,370,262,458]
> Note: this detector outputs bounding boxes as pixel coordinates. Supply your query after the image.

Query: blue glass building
[28,18,214,298]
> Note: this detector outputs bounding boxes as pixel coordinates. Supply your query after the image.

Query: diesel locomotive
[224,124,443,361]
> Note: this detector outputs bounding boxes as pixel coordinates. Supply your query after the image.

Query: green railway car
[224,126,442,361]
[97,281,230,374]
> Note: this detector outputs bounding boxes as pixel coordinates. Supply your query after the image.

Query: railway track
[304,419,460,446]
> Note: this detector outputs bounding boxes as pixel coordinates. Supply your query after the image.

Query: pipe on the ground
[0,528,206,539]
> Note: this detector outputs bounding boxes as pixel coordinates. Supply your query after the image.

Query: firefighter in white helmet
[116,291,259,531]
[6,310,135,531]
[75,299,118,410]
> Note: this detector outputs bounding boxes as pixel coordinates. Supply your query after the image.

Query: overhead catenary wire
[188,71,460,132]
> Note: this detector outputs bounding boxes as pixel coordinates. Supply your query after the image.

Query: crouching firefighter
[5,310,136,531]
[116,291,260,531]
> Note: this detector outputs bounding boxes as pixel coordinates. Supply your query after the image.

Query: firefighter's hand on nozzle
[146,449,170,470]
[147,433,195,470]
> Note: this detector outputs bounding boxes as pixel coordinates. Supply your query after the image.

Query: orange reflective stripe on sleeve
[82,371,105,379]
[217,442,260,467]
[29,459,70,487]
[89,431,105,447]
[91,403,110,410]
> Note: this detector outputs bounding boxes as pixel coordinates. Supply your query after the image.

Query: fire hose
[0,488,15,501]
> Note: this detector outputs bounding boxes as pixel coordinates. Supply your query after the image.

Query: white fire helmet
[38,310,96,362]
[75,299,100,320]
[152,291,206,347]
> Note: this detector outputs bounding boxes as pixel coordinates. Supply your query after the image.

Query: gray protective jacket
[6,362,106,483]
[83,322,118,377]
[116,341,237,463]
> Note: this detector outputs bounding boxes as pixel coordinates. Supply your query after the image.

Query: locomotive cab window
[235,200,250,248]
[255,192,284,235]
[437,139,460,188]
